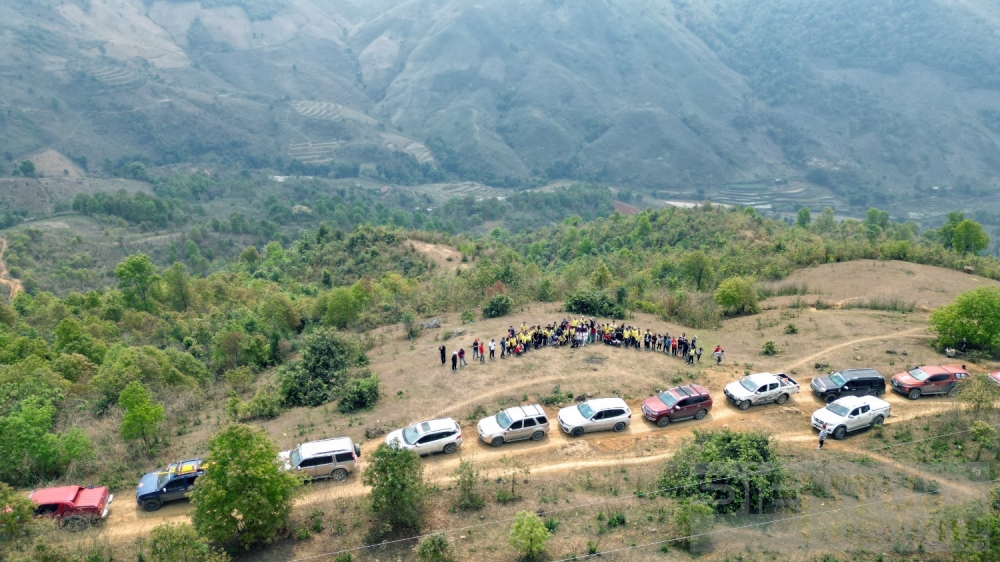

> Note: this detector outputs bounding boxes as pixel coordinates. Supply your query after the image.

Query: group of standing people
[437,317,727,369]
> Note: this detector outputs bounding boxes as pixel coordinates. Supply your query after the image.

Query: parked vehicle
[385,418,463,455]
[990,371,1000,387]
[724,373,798,410]
[135,459,204,512]
[890,365,969,400]
[811,395,891,440]
[279,437,361,481]
[642,384,713,426]
[29,486,113,531]
[477,404,550,447]
[557,397,631,437]
[810,368,886,403]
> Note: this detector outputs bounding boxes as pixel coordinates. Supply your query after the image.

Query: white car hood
[478,416,504,437]
[811,407,845,427]
[385,429,413,449]
[558,406,588,427]
[725,382,754,400]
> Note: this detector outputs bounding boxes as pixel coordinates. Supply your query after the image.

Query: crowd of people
[438,316,726,370]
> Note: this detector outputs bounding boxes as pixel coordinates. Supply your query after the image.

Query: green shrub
[278,329,368,407]
[338,374,380,413]
[415,534,454,562]
[761,341,778,355]
[784,323,798,334]
[565,289,625,318]
[243,386,283,420]
[482,294,513,319]
[714,276,760,316]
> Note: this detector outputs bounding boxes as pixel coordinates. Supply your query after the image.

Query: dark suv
[136,459,205,511]
[810,369,885,403]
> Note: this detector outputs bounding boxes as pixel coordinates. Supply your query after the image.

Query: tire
[490,436,505,448]
[833,426,847,440]
[613,422,626,432]
[908,389,921,400]
[865,390,877,397]
[657,416,670,428]
[142,498,162,512]
[694,409,708,420]
[947,386,958,398]
[776,394,788,405]
[571,427,584,438]
[872,415,884,428]
[530,431,544,441]
[824,394,837,404]
[738,400,751,411]
[61,515,88,532]
[442,443,457,454]
[332,468,348,481]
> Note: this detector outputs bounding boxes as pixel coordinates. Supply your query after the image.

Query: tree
[714,276,760,316]
[414,534,455,562]
[497,455,530,503]
[0,482,36,540]
[952,219,990,255]
[278,328,368,407]
[680,251,714,291]
[591,262,613,289]
[863,207,890,231]
[482,294,513,319]
[454,458,484,509]
[320,286,362,328]
[930,287,1000,353]
[114,254,159,305]
[935,211,966,249]
[149,523,231,562]
[118,381,165,448]
[508,511,550,561]
[795,206,811,228]
[191,424,301,549]
[814,206,836,233]
[362,442,426,534]
[337,373,380,413]
[970,420,996,462]
[17,160,36,178]
[161,262,192,311]
[959,374,1000,417]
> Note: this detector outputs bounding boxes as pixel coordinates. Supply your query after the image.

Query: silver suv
[557,397,632,437]
[279,437,360,481]
[477,404,550,447]
[385,418,463,455]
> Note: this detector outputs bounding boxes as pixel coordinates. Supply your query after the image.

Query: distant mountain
[3,0,1000,218]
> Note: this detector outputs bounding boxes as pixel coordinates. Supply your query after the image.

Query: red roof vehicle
[29,485,113,531]
[890,365,968,400]
[989,371,1000,387]
[641,384,713,427]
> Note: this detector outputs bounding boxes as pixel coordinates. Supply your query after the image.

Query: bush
[149,523,231,562]
[565,289,625,319]
[509,511,551,560]
[0,482,36,540]
[363,443,426,535]
[415,534,455,562]
[761,341,778,356]
[401,311,419,339]
[454,458,484,509]
[338,374,380,413]
[714,277,760,316]
[784,323,798,334]
[930,286,1000,354]
[243,386,283,420]
[673,500,715,552]
[460,309,476,323]
[278,328,368,407]
[482,294,513,319]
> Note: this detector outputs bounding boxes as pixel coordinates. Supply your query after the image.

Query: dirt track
[0,237,24,302]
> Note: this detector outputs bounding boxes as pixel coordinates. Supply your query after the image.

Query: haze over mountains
[4,0,1000,217]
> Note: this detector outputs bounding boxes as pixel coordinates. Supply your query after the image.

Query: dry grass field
[30,260,1000,561]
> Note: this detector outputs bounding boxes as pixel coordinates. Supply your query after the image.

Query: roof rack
[677,386,695,397]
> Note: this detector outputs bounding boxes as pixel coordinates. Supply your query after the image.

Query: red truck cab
[29,486,113,531]
[890,365,968,400]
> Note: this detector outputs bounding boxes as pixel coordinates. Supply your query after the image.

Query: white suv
[385,418,463,455]
[477,404,550,447]
[557,398,631,437]
[279,437,360,481]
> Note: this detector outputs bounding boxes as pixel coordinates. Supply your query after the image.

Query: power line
[288,418,993,562]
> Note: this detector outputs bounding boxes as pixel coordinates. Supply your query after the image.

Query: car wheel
[657,416,670,428]
[61,515,88,532]
[824,394,837,404]
[776,394,788,405]
[571,427,584,438]
[947,386,958,398]
[530,431,544,441]
[694,409,708,420]
[872,415,884,428]
[613,422,626,432]
[443,443,458,454]
[865,390,877,397]
[490,436,505,447]
[142,498,162,512]
[738,400,751,411]
[908,389,921,400]
[833,426,847,440]
[332,468,348,481]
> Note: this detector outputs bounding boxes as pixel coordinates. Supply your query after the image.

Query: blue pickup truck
[136,459,205,511]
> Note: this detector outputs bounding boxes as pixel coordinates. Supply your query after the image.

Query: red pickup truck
[890,365,968,400]
[29,485,113,531]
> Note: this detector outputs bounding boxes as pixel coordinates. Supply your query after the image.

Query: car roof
[167,458,204,476]
[671,384,710,397]
[832,395,887,408]
[299,437,355,457]
[411,418,458,434]
[586,397,629,409]
[502,404,546,421]
[746,373,778,384]
[834,368,883,378]
[918,365,967,375]
[29,486,82,505]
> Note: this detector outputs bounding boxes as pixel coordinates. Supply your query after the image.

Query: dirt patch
[612,200,641,215]
[28,149,86,179]
[0,237,24,302]
[409,239,467,273]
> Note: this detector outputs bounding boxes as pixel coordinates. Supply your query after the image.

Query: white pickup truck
[811,395,891,440]
[724,372,800,410]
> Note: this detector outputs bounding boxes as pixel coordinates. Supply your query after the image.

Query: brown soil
[0,237,24,302]
[612,201,641,215]
[409,239,468,273]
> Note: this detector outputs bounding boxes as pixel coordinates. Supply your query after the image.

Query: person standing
[687,347,696,365]
[696,347,703,363]
[472,339,479,360]
[479,342,485,363]
[459,348,467,367]
[818,423,828,449]
[439,345,447,365]
[451,352,458,371]
[500,337,507,358]
[489,339,496,359]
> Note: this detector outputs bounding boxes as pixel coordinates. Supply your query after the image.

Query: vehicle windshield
[825,403,850,417]
[657,392,679,407]
[578,403,595,419]
[496,411,513,429]
[908,368,930,382]
[829,373,847,387]
[402,425,422,444]
[290,448,302,468]
[739,377,757,392]
[156,473,171,489]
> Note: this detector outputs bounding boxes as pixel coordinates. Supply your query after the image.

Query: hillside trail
[0,237,24,303]
[785,326,932,371]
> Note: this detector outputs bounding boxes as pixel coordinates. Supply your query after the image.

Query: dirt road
[0,237,24,302]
